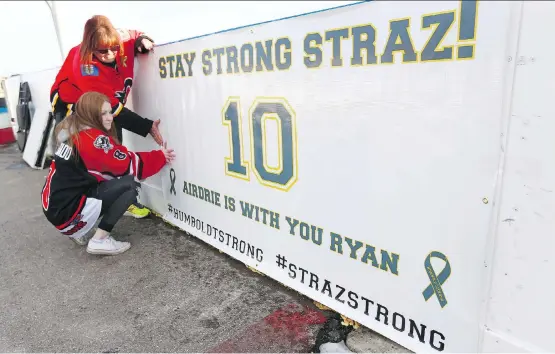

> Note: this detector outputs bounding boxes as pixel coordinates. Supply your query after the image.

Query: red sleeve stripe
[41,164,56,211]
[128,151,141,178]
[128,154,135,176]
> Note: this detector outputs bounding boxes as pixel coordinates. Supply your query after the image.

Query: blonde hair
[79,15,124,65]
[54,92,119,152]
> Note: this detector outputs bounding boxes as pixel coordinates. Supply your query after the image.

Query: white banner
[131,1,514,352]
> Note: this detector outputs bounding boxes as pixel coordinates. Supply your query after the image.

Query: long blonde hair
[54,92,119,152]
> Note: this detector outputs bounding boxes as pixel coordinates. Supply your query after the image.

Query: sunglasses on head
[95,45,120,54]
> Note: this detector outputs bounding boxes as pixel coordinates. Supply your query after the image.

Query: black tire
[15,82,33,153]
[16,129,28,152]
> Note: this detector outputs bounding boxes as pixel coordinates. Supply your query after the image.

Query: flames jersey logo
[115,78,133,105]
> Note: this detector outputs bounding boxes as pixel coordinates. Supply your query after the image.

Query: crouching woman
[41,91,176,255]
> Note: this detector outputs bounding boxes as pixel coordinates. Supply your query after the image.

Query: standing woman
[50,15,163,218]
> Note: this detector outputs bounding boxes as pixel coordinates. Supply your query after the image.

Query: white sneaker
[86,236,131,255]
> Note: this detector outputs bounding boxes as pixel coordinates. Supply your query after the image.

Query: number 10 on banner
[222,97,298,192]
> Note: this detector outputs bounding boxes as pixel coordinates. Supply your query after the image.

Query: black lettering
[347,291,359,309]
[299,267,308,283]
[361,296,374,315]
[430,330,445,351]
[288,263,297,278]
[256,248,263,262]
[247,244,255,258]
[334,285,346,304]
[392,312,406,332]
[376,303,389,325]
[408,320,427,344]
[321,279,332,297]
[283,263,444,350]
[309,272,319,290]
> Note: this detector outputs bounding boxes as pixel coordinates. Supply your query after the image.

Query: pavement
[0,142,409,353]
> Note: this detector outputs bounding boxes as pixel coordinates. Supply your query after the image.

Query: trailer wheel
[15,82,32,153]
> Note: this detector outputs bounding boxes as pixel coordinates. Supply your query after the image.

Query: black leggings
[90,175,138,232]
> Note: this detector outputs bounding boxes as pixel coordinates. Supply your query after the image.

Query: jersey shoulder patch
[93,135,114,154]
[80,64,99,76]
[116,28,131,41]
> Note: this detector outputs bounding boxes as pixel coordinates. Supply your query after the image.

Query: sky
[0,0,358,78]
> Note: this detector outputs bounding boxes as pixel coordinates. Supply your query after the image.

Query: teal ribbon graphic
[422,251,451,308]
[169,168,176,195]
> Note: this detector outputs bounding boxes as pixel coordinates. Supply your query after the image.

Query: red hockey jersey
[50,29,148,116]
[41,127,166,232]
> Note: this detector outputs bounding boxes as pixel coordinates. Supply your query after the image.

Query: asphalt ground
[0,142,333,353]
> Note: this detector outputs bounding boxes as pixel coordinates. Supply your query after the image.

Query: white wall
[481,1,555,352]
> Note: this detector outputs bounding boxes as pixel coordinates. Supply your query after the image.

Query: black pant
[89,175,139,232]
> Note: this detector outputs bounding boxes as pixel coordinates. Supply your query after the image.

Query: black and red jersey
[50,29,154,136]
[41,127,166,235]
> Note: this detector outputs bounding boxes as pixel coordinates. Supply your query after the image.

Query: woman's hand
[150,119,164,145]
[141,38,154,52]
[162,142,176,163]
